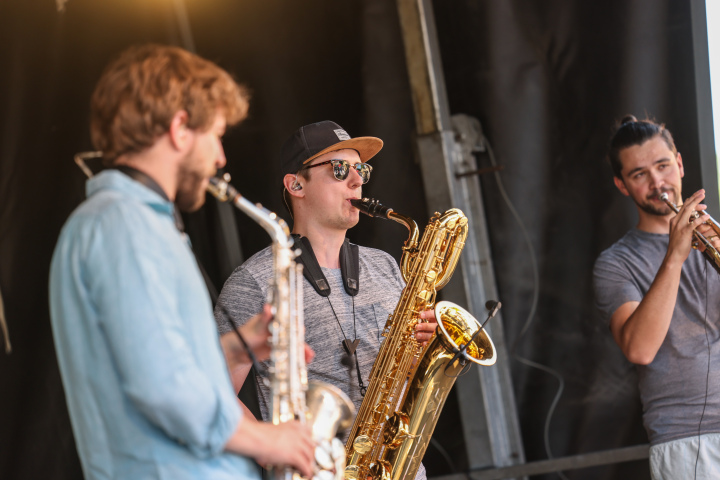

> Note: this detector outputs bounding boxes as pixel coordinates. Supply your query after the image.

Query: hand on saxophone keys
[416,310,438,346]
[229,417,316,478]
[220,304,315,368]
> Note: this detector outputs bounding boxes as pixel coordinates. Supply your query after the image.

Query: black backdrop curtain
[0,1,709,479]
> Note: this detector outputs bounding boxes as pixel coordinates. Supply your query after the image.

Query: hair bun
[620,114,638,125]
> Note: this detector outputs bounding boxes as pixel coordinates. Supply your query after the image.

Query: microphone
[340,348,367,396]
[485,300,501,319]
[340,353,354,368]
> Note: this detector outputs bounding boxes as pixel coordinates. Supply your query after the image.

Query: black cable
[429,437,457,474]
[193,241,267,380]
[482,133,569,480]
[215,301,267,380]
[694,260,712,479]
[326,295,367,396]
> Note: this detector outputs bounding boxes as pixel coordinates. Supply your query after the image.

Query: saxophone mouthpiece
[659,192,669,202]
[350,197,393,219]
[207,173,239,203]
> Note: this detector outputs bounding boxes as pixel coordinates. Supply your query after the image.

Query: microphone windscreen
[340,354,354,368]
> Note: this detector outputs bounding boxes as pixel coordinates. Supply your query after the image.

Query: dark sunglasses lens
[332,161,350,180]
[356,164,371,184]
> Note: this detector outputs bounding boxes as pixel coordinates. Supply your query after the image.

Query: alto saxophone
[344,198,497,480]
[208,174,355,480]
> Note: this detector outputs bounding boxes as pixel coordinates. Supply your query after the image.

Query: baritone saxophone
[208,174,355,480]
[344,198,496,480]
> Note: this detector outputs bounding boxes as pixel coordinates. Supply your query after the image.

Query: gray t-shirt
[215,242,428,479]
[593,228,720,445]
[216,243,403,417]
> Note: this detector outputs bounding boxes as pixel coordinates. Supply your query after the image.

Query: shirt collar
[87,170,175,217]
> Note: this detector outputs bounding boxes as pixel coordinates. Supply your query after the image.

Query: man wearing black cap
[215,121,434,479]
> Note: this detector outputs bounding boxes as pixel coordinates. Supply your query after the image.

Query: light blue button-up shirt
[49,170,259,479]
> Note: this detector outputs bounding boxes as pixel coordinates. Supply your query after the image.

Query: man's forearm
[616,256,682,364]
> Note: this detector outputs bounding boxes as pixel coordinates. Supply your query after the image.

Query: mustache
[647,188,674,201]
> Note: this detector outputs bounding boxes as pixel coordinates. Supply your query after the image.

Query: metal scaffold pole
[395,0,525,475]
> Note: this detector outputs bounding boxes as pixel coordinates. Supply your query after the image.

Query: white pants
[650,433,720,480]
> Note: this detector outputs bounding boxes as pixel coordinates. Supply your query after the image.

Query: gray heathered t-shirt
[215,242,428,479]
[593,228,720,445]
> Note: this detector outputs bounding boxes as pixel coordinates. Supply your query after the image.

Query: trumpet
[659,192,720,273]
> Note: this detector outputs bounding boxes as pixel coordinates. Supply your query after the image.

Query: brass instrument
[344,198,496,480]
[208,174,355,480]
[659,192,720,274]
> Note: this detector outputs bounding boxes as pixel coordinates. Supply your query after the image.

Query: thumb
[262,304,273,323]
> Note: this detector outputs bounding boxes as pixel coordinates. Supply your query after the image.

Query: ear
[283,174,304,198]
[168,110,192,152]
[676,152,684,179]
[613,175,630,197]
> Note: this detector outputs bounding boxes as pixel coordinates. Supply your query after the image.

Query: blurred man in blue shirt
[49,44,314,480]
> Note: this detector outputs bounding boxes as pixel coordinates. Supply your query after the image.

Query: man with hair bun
[593,115,720,479]
[49,44,314,479]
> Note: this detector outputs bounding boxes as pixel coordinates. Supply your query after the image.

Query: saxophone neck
[389,212,420,281]
[207,175,292,248]
[351,198,419,281]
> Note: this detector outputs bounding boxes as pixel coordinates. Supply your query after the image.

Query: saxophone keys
[314,440,335,470]
[352,434,373,454]
[416,290,432,303]
[313,471,335,480]
[344,465,361,480]
[369,461,392,480]
[424,270,437,284]
[382,412,410,448]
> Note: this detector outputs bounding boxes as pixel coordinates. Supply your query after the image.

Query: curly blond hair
[90,44,249,162]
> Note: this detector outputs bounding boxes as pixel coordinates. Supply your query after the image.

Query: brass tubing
[659,192,720,274]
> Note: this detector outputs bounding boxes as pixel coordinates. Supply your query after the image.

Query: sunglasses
[301,159,373,184]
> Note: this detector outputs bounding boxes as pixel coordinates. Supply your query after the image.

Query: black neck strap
[292,235,359,297]
[114,165,185,233]
[115,165,169,201]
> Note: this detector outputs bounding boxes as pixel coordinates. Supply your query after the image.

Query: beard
[636,187,679,216]
[175,175,206,212]
[175,151,215,213]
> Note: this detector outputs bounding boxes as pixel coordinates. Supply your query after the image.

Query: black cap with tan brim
[280,120,383,178]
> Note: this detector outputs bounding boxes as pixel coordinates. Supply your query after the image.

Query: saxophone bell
[438,301,497,371]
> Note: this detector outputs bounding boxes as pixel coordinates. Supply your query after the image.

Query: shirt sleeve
[215,261,268,335]
[592,250,644,327]
[86,206,241,459]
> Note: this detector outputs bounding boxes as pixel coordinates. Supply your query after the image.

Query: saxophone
[344,198,497,480]
[207,174,355,480]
